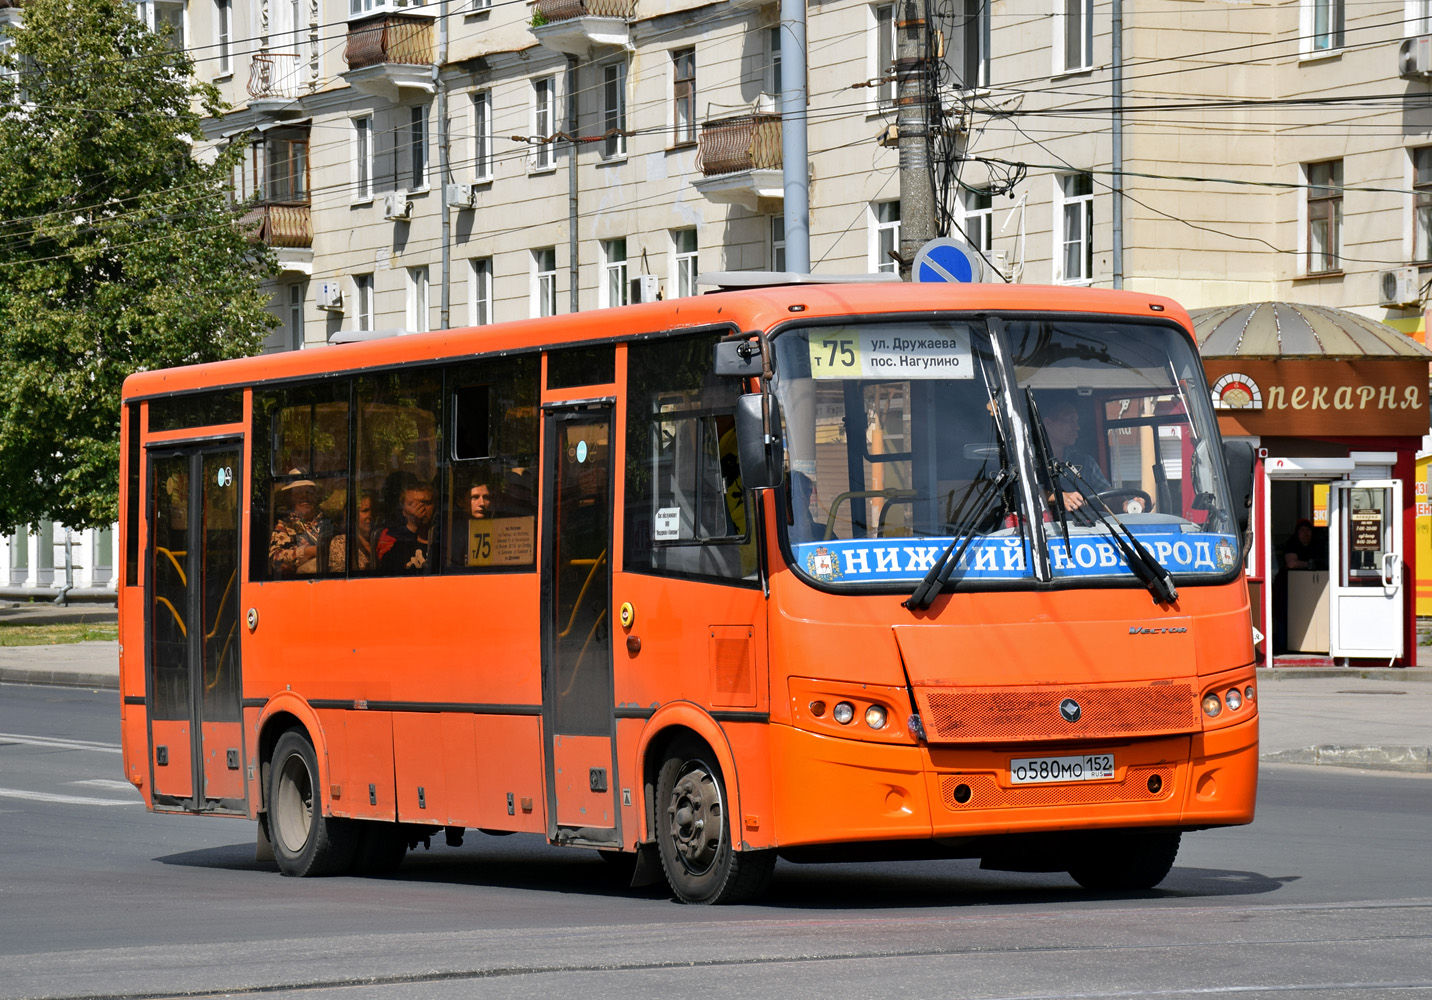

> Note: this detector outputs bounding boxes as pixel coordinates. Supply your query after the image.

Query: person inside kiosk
[1273,518,1325,654]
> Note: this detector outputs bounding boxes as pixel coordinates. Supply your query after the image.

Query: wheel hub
[666,764,723,876]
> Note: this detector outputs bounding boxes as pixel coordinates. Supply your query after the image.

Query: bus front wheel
[655,739,775,904]
[1067,830,1181,891]
[268,728,357,877]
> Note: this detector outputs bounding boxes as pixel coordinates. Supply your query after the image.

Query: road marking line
[0,787,139,807]
[71,778,137,791]
[0,732,122,753]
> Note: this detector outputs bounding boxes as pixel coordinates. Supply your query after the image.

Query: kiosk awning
[1190,302,1432,360]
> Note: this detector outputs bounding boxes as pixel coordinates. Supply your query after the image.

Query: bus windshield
[771,316,1242,591]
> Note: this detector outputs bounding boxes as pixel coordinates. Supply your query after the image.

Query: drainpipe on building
[1111,0,1124,290]
[780,0,810,273]
[568,55,580,312]
[895,0,936,280]
[438,0,451,328]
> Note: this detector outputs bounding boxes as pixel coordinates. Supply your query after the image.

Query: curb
[0,667,118,690]
[1261,745,1432,773]
[1259,667,1432,682]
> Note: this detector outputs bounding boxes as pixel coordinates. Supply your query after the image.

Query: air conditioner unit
[445,183,476,210]
[383,190,412,221]
[629,274,660,303]
[315,280,344,312]
[1379,266,1421,307]
[1401,35,1432,78]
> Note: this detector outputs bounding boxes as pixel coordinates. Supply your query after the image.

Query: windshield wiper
[1056,460,1178,605]
[903,466,1014,611]
[1024,389,1071,550]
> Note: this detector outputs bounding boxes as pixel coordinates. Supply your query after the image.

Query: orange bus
[117,279,1258,904]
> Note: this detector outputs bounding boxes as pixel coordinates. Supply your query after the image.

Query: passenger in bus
[268,472,333,577]
[451,477,499,567]
[329,490,378,573]
[376,477,436,573]
[1044,398,1112,511]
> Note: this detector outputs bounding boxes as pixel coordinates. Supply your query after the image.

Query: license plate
[1009,753,1115,784]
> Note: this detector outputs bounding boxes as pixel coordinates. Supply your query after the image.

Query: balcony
[692,113,783,211]
[342,13,435,102]
[529,0,634,57]
[247,53,310,117]
[243,202,314,275]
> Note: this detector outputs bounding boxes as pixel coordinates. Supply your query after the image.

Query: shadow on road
[155,836,1295,910]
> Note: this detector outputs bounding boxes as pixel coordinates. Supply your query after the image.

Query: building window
[603,62,627,159]
[263,130,309,203]
[350,0,427,11]
[1056,0,1093,74]
[961,188,994,252]
[533,247,557,317]
[673,229,698,298]
[215,0,232,75]
[287,283,304,351]
[407,266,430,333]
[602,239,628,308]
[957,0,989,89]
[771,214,786,271]
[1415,148,1432,262]
[353,116,373,201]
[472,91,492,181]
[1308,0,1345,52]
[469,257,492,326]
[408,105,429,189]
[353,274,374,332]
[1057,173,1094,284]
[153,0,185,52]
[1413,1,1432,36]
[673,48,696,145]
[768,26,783,97]
[533,76,556,170]
[872,4,895,106]
[873,200,901,273]
[1306,159,1342,274]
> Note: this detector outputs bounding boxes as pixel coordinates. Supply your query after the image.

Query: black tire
[349,821,408,876]
[267,728,358,877]
[655,738,775,904]
[1068,830,1181,891]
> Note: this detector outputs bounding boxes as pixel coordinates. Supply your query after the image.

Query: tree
[0,0,275,529]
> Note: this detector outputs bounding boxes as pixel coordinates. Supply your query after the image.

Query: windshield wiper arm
[903,467,1013,611]
[1024,389,1071,550]
[1057,461,1178,605]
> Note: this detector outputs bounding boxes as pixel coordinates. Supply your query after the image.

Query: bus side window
[443,355,540,572]
[625,332,753,582]
[356,370,443,576]
[250,383,351,582]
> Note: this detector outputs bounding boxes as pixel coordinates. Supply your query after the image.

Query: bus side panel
[149,719,193,801]
[328,710,396,822]
[472,715,546,833]
[393,712,449,826]
[721,721,776,851]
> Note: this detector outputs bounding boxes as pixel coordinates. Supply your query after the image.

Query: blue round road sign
[912,237,985,283]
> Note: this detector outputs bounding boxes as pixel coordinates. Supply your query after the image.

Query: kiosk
[1191,303,1431,668]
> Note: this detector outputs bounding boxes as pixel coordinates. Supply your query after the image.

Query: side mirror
[1222,439,1256,542]
[713,339,762,378]
[733,392,784,490]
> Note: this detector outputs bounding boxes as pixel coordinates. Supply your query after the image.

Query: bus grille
[939,766,1174,810]
[919,682,1197,743]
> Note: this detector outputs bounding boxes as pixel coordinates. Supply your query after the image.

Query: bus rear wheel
[268,728,357,877]
[655,739,774,904]
[1067,830,1181,891]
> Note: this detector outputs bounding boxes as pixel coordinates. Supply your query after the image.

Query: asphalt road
[2,682,1430,1000]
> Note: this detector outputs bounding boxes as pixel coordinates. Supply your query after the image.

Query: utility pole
[779,0,810,274]
[895,0,936,279]
[438,0,450,328]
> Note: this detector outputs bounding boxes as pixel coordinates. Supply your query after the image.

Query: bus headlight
[833,701,855,725]
[1225,688,1243,711]
[865,705,888,730]
[1201,693,1223,718]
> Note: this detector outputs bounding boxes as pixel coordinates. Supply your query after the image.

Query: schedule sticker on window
[807,329,973,380]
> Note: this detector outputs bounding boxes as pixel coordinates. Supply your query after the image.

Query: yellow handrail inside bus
[559,608,609,699]
[557,550,607,639]
[207,618,239,693]
[204,570,237,641]
[156,548,187,585]
[154,596,187,637]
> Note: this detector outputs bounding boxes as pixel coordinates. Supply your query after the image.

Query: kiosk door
[1329,479,1403,659]
[146,443,246,812]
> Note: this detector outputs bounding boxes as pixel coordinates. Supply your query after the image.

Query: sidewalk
[1,609,1428,775]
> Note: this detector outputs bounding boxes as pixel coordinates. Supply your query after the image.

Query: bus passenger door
[1329,479,1404,660]
[540,405,622,848]
[146,444,246,813]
